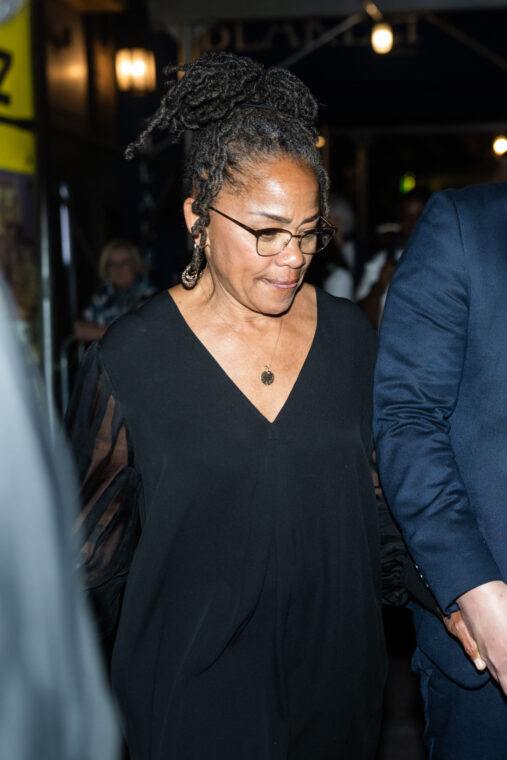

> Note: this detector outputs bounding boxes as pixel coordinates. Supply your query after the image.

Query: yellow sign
[0,121,35,175]
[0,1,34,121]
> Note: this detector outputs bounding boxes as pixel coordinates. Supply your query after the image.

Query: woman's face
[187,156,320,316]
[106,247,137,291]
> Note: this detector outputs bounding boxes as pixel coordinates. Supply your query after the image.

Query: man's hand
[457,580,507,694]
[442,610,486,672]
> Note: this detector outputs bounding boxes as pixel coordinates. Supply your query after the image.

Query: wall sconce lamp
[115,47,156,93]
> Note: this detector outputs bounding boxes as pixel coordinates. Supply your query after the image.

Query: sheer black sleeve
[373,453,439,614]
[66,341,141,640]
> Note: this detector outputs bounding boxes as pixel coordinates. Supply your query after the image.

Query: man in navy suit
[374,182,507,758]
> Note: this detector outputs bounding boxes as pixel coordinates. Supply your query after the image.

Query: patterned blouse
[82,278,156,327]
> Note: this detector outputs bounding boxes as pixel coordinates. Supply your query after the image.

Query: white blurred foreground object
[0,276,118,760]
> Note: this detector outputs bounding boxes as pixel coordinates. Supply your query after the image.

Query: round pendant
[261,369,275,386]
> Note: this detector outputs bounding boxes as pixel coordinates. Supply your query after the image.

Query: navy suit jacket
[374,182,507,687]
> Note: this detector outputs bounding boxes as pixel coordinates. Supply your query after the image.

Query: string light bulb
[493,135,507,156]
[371,22,394,55]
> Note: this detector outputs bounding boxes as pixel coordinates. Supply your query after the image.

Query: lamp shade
[115,47,156,92]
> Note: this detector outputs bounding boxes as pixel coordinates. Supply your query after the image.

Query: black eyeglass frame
[208,205,337,256]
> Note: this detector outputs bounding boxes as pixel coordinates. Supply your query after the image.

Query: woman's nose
[276,236,306,268]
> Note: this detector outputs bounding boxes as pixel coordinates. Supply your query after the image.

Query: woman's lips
[264,279,299,290]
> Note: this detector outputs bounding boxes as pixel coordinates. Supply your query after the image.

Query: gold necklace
[200,281,283,386]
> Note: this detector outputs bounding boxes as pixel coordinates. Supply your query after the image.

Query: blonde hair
[98,238,143,280]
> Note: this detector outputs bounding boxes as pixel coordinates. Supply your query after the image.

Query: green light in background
[399,172,416,194]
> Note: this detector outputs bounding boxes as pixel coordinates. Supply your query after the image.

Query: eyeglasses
[208,206,336,257]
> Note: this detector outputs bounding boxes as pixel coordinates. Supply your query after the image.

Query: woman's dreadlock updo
[126,51,329,286]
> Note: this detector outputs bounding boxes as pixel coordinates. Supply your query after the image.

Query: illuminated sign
[0,0,34,122]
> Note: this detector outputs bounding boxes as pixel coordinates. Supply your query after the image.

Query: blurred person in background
[74,238,155,343]
[357,186,430,328]
[306,194,370,299]
[0,217,39,349]
[0,274,118,760]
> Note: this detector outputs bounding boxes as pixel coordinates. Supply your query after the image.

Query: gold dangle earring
[181,240,201,288]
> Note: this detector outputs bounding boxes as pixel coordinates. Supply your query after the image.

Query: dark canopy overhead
[149,0,507,23]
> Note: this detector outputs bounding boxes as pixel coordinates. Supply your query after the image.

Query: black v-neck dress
[68,287,387,759]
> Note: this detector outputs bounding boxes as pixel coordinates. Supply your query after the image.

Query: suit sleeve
[373,190,501,613]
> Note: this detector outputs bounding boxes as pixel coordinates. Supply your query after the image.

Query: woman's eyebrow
[250,211,320,225]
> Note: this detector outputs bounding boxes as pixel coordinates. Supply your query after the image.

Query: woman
[74,238,154,343]
[68,52,460,759]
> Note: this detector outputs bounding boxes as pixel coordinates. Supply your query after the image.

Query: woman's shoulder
[99,290,173,361]
[316,287,375,332]
[315,287,377,366]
